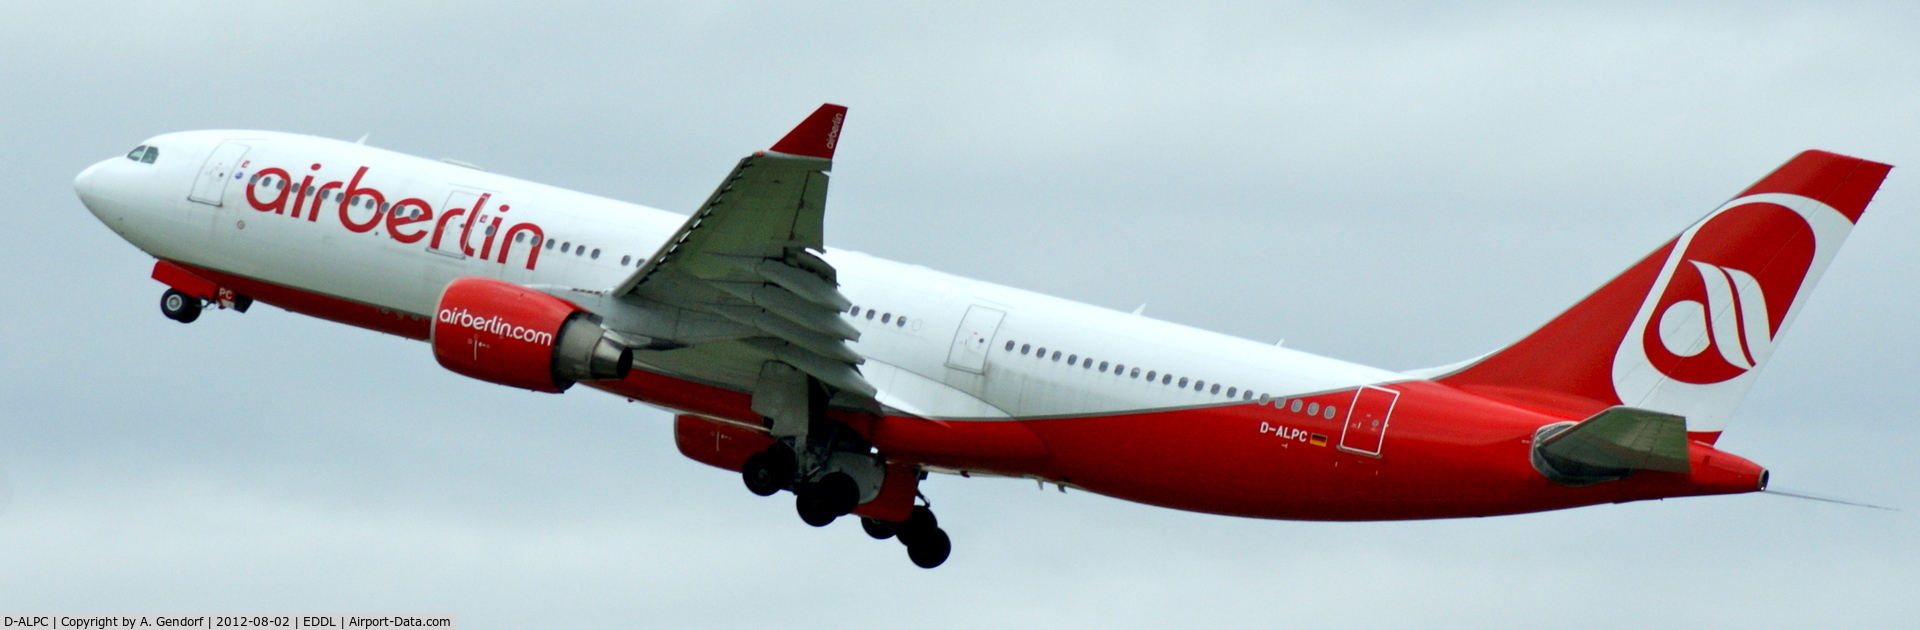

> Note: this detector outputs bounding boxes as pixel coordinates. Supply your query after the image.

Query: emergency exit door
[945,305,1005,373]
[1338,386,1399,457]
[189,142,250,206]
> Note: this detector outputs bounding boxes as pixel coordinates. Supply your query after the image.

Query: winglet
[768,103,848,160]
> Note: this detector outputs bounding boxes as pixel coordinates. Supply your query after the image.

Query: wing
[610,104,874,398]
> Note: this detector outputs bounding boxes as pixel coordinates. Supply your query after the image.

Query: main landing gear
[860,506,952,569]
[739,434,953,569]
[744,364,955,568]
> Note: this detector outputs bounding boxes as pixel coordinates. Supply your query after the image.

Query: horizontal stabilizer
[1531,407,1691,486]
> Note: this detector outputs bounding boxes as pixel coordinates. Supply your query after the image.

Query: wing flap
[611,104,872,401]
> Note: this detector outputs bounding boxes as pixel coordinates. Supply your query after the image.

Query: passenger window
[1227,387,1237,398]
[896,317,907,328]
[1035,347,1046,357]
[1324,406,1338,419]
[142,147,158,163]
[591,248,601,259]
[546,239,556,250]
[1211,384,1221,395]
[850,307,861,317]
[1290,400,1303,412]
[1307,402,1320,415]
[127,146,147,161]
[1178,377,1189,388]
[1050,351,1061,361]
[881,313,891,324]
[575,247,584,257]
[561,243,570,253]
[1258,394,1269,404]
[1146,370,1156,381]
[1020,344,1031,355]
[1242,391,1252,401]
[621,255,631,265]
[1005,340,1015,351]
[1129,367,1140,378]
[1067,354,1077,364]
[1098,361,1109,372]
[867,310,877,320]
[1082,358,1092,368]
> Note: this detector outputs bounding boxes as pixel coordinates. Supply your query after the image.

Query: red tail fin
[1439,151,1892,441]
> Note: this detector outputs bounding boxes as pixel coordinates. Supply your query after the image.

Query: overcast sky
[3,2,1917,627]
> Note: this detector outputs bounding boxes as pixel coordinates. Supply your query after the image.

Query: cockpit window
[126,146,147,161]
[141,147,158,164]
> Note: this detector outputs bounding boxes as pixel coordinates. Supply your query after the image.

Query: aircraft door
[427,189,492,259]
[189,142,250,206]
[1337,386,1399,457]
[945,305,1005,373]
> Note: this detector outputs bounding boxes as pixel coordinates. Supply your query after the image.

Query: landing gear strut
[160,289,202,323]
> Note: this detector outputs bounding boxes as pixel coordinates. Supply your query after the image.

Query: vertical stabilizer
[1439,151,1892,442]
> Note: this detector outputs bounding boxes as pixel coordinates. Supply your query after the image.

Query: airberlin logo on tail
[438,307,555,346]
[1631,197,1821,385]
[1657,261,1773,370]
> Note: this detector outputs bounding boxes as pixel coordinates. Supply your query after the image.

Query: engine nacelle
[432,277,632,393]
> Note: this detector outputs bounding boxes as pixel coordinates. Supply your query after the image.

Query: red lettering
[498,223,544,270]
[387,198,434,243]
[430,208,467,251]
[338,167,387,233]
[246,167,290,213]
[479,205,508,260]
[458,193,491,256]
[290,175,315,218]
[310,181,341,222]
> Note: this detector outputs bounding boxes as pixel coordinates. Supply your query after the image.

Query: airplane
[72,104,1891,569]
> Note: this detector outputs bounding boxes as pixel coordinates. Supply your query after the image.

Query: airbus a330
[73,105,1891,568]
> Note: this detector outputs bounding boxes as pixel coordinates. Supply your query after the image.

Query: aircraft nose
[73,158,126,222]
[74,160,104,204]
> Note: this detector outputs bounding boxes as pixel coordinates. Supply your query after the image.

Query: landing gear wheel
[893,505,940,547]
[741,444,796,497]
[793,471,860,527]
[861,517,895,540]
[816,472,860,516]
[795,490,839,527]
[160,289,201,323]
[905,527,951,569]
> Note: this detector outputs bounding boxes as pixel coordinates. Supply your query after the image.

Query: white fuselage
[77,130,1402,421]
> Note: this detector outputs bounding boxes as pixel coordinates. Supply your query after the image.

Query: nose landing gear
[155,284,251,324]
[160,289,202,323]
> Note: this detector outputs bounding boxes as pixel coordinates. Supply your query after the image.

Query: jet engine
[432,277,632,393]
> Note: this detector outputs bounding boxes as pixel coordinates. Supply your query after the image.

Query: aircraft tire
[860,517,895,540]
[161,289,201,323]
[816,471,860,516]
[795,489,838,527]
[741,445,795,497]
[906,527,951,569]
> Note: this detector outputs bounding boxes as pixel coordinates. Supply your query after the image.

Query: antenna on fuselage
[355,133,369,145]
[1131,303,1146,316]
